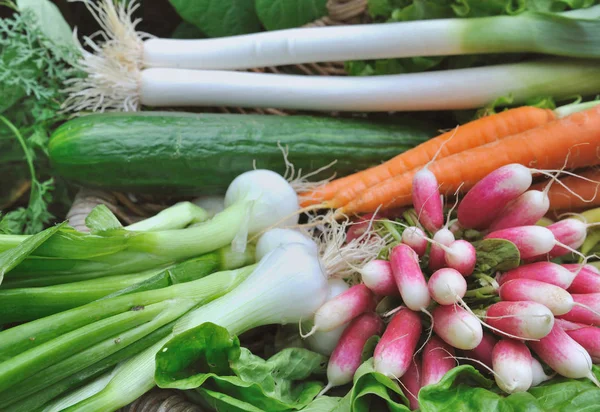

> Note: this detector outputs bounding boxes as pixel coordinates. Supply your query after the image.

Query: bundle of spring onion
[64,1,600,112]
[0,166,385,411]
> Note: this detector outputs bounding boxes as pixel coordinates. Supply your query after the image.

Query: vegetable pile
[2,1,600,412]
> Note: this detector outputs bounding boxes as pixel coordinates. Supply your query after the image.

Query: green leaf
[418,365,600,412]
[349,358,411,412]
[16,0,74,48]
[169,0,262,37]
[255,0,328,30]
[155,323,326,411]
[475,238,521,273]
[85,205,123,234]
[0,221,65,284]
[299,395,347,411]
[171,21,207,39]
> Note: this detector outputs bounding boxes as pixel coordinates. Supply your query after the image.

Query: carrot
[339,106,600,215]
[531,168,600,211]
[300,106,555,208]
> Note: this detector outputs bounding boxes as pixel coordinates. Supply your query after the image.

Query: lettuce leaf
[418,365,600,412]
[155,322,327,411]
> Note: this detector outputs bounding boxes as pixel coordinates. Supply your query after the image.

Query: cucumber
[49,112,435,195]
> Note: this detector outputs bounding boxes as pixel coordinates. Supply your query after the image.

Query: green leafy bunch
[0,0,79,234]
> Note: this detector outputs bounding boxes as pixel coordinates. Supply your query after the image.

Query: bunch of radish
[304,163,600,409]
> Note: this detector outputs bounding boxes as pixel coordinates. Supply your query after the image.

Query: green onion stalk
[0,264,256,411]
[48,242,330,412]
[0,244,254,323]
[1,168,301,288]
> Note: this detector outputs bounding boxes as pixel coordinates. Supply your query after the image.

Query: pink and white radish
[360,259,398,296]
[484,226,556,260]
[374,308,422,378]
[563,325,600,363]
[497,262,576,289]
[432,305,483,350]
[530,357,554,386]
[485,301,554,340]
[303,284,375,337]
[402,226,428,257]
[492,339,533,393]
[428,268,467,305]
[566,264,600,294]
[429,228,455,272]
[390,244,431,313]
[422,336,456,387]
[529,323,599,385]
[498,279,584,316]
[399,358,421,410]
[306,279,350,356]
[412,167,444,233]
[322,312,384,394]
[558,293,600,326]
[458,164,532,230]
[488,189,550,232]
[545,218,588,258]
[444,240,477,276]
[462,333,497,371]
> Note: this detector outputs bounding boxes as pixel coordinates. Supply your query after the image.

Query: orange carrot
[339,106,600,216]
[301,106,556,208]
[532,169,600,211]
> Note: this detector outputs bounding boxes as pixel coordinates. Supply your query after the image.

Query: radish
[402,227,428,257]
[458,164,532,230]
[428,268,467,305]
[303,284,375,337]
[463,333,497,370]
[484,226,556,259]
[346,213,377,244]
[429,228,455,272]
[485,301,554,340]
[488,189,551,232]
[497,262,576,289]
[323,312,383,393]
[306,279,350,356]
[558,293,600,326]
[432,305,483,350]
[565,264,600,294]
[546,218,587,258]
[444,240,477,276]
[374,308,422,378]
[390,244,431,313]
[498,279,583,316]
[563,325,600,363]
[412,167,443,233]
[529,323,599,385]
[531,357,554,386]
[360,260,398,296]
[422,336,456,387]
[492,339,533,393]
[399,358,421,410]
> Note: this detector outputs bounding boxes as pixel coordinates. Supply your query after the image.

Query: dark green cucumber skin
[49,112,435,195]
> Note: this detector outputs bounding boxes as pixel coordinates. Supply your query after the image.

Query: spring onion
[0,264,256,410]
[74,0,600,71]
[0,244,254,322]
[0,169,299,287]
[64,0,600,112]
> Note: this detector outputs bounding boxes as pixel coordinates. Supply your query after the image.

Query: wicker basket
[59,1,372,410]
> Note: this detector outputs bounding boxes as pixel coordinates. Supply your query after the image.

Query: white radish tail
[492,339,533,394]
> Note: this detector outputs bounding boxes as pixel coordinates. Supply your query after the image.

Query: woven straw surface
[64,0,369,410]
